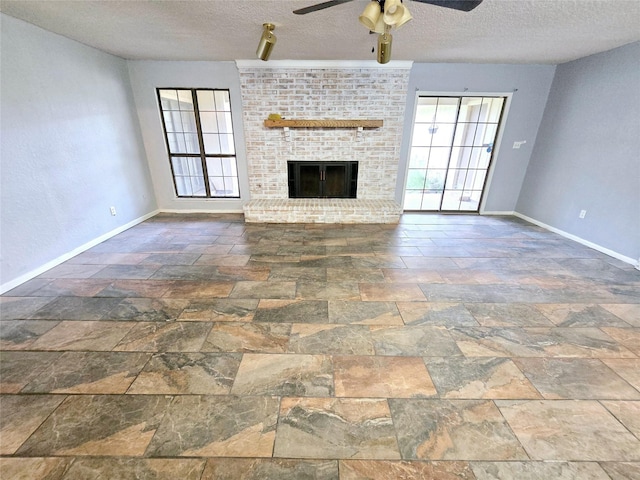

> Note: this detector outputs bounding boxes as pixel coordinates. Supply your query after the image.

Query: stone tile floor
[1,213,639,479]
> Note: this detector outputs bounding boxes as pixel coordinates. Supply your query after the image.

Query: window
[404,96,505,212]
[158,89,239,198]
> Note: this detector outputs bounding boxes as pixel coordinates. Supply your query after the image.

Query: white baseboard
[159,209,245,214]
[513,212,639,269]
[481,211,516,216]
[0,210,160,295]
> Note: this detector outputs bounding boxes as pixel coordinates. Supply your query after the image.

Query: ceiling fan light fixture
[393,5,413,29]
[377,30,392,64]
[358,1,381,30]
[256,23,277,61]
[383,0,410,27]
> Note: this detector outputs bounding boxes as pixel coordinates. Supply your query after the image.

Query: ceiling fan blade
[293,0,355,15]
[412,0,483,12]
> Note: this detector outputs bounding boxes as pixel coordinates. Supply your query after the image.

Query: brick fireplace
[236,60,411,223]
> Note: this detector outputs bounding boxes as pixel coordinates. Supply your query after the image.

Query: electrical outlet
[513,141,527,149]
[110,206,117,216]
[579,210,587,219]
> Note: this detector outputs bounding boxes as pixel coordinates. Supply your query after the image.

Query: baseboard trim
[513,212,639,269]
[159,209,245,214]
[0,210,160,295]
[480,211,516,216]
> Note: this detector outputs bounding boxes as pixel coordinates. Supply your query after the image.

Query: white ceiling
[1,0,639,64]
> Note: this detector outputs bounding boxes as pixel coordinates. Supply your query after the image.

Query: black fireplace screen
[288,161,358,198]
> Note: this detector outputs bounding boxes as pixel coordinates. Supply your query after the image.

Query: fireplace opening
[288,161,358,198]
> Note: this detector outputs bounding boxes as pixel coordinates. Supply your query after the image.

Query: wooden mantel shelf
[264,119,383,128]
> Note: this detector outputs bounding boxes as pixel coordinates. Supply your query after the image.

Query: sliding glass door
[403,96,506,212]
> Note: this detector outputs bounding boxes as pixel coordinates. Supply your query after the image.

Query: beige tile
[497,400,640,461]
[231,353,332,396]
[29,321,135,351]
[334,356,437,398]
[601,401,640,438]
[601,327,640,355]
[0,395,65,454]
[0,457,74,480]
[274,397,400,459]
[340,460,474,480]
[602,358,640,391]
[360,283,426,302]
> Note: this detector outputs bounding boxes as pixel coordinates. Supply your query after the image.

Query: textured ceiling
[1,0,639,64]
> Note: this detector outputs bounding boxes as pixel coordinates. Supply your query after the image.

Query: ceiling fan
[292,0,482,63]
[293,0,483,16]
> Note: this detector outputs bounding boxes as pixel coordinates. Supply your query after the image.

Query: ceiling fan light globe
[372,15,386,34]
[394,8,413,29]
[358,1,382,30]
[383,0,408,26]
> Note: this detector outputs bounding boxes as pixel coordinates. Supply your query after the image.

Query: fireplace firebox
[288,161,358,199]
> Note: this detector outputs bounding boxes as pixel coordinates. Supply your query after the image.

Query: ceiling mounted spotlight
[256,23,277,61]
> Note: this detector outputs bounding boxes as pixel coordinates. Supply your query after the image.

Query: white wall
[0,14,157,292]
[516,42,640,263]
[397,63,557,212]
[127,61,249,212]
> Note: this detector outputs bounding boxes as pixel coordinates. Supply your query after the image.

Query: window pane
[475,123,498,147]
[412,124,434,146]
[407,169,426,189]
[403,191,422,210]
[217,112,233,133]
[453,122,478,147]
[415,97,437,123]
[200,112,218,133]
[186,157,203,177]
[425,170,445,191]
[180,112,197,133]
[446,169,467,190]
[209,177,226,195]
[221,157,237,176]
[487,97,504,123]
[460,190,481,211]
[430,124,455,147]
[163,111,182,132]
[459,98,482,123]
[227,177,240,196]
[177,90,194,110]
[450,147,471,169]
[471,170,487,190]
[421,191,442,210]
[203,134,221,154]
[477,148,492,169]
[190,176,206,196]
[167,133,186,153]
[184,133,200,154]
[214,90,231,111]
[427,148,450,169]
[435,98,459,123]
[159,89,179,110]
[441,190,462,210]
[220,134,235,154]
[175,176,192,196]
[206,157,223,176]
[197,90,215,111]
[409,147,429,168]
[171,157,188,176]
